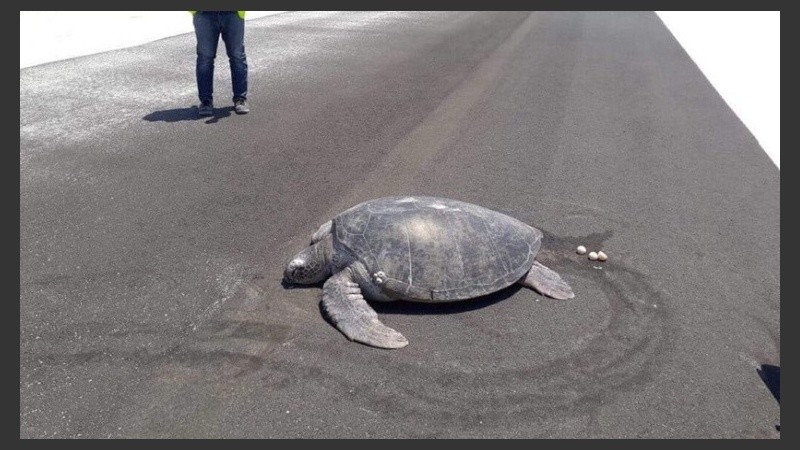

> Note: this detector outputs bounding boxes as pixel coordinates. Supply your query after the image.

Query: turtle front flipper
[321,268,409,349]
[518,261,575,300]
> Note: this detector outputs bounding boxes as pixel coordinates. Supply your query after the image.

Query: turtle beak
[283,260,299,284]
[283,257,309,286]
[282,243,330,285]
[281,267,299,288]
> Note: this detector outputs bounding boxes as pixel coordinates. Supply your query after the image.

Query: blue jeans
[193,11,248,103]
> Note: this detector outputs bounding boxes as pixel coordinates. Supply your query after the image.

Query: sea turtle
[283,196,574,349]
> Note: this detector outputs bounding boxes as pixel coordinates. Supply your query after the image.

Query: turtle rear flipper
[519,261,574,300]
[321,268,409,349]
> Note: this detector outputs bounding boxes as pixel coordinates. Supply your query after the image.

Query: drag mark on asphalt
[319,13,540,219]
[189,263,245,331]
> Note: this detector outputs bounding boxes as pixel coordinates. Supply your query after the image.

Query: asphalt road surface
[20,12,780,438]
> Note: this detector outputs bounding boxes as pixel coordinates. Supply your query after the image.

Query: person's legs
[193,12,221,105]
[220,12,248,107]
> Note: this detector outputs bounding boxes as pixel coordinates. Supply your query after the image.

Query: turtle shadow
[369,284,523,315]
[285,276,528,316]
[142,106,234,123]
[280,278,324,290]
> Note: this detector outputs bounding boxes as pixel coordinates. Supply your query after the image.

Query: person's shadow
[143,106,235,124]
[757,364,780,432]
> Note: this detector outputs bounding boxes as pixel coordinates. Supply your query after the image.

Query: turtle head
[283,241,331,285]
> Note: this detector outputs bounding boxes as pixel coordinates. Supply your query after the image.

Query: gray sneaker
[234,98,250,114]
[198,100,213,116]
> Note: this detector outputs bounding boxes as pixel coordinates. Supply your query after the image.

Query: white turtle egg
[597,251,608,261]
[588,251,599,261]
[576,245,587,255]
